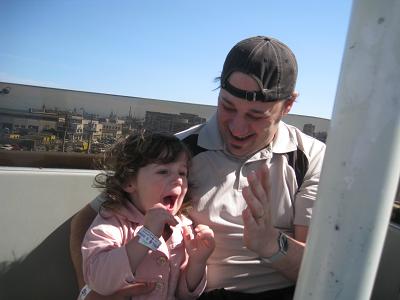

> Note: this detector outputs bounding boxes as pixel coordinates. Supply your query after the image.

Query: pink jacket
[82,201,206,299]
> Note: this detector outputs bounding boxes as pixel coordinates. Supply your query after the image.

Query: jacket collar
[113,201,192,228]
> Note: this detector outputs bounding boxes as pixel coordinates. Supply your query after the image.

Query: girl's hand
[183,224,215,264]
[84,282,155,300]
[143,203,178,237]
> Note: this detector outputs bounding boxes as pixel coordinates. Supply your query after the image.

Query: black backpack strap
[181,134,207,157]
[286,149,309,189]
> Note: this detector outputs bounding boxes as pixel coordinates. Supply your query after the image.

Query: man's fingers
[252,165,272,212]
[247,170,267,205]
[258,164,271,200]
[242,207,258,228]
[242,186,264,219]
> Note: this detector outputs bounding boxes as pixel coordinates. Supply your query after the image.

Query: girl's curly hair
[94,132,191,211]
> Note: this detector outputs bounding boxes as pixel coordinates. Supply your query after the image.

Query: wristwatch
[260,231,288,264]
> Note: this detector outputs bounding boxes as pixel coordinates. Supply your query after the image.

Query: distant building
[144,111,206,134]
[303,123,316,136]
[314,131,328,143]
[0,108,58,134]
[98,116,124,139]
[283,114,329,143]
[83,119,102,141]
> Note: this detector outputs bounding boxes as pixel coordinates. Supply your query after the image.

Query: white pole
[294,0,400,299]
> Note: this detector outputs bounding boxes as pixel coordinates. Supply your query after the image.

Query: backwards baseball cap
[221,36,298,102]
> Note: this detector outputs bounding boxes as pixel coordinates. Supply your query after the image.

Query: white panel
[0,167,99,262]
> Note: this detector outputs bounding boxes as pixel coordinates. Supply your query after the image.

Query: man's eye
[223,105,235,112]
[247,114,263,120]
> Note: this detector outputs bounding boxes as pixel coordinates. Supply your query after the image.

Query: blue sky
[0,1,352,119]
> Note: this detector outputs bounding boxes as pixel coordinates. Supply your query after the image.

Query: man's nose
[229,114,249,137]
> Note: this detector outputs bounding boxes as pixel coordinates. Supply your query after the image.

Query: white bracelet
[137,226,161,250]
[78,284,92,300]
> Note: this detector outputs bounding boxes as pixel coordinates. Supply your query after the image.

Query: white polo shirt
[176,114,326,293]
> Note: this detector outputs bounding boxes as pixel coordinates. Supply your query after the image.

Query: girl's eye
[157,169,168,174]
[179,171,187,177]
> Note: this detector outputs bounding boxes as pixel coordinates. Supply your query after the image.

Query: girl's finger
[182,225,194,239]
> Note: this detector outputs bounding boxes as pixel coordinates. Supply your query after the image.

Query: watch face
[279,232,289,254]
[260,232,288,263]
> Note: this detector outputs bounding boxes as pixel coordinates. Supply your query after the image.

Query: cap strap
[222,80,268,102]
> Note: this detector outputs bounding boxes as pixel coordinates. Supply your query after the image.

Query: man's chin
[226,144,250,158]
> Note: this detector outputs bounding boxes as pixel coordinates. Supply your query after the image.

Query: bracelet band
[78,284,92,300]
[137,226,161,251]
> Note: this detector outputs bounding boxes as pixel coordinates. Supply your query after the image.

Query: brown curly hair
[94,132,191,211]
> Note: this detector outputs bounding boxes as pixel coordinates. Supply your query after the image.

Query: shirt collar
[272,121,298,153]
[114,201,145,223]
[115,201,193,228]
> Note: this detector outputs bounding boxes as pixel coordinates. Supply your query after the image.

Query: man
[70,36,325,300]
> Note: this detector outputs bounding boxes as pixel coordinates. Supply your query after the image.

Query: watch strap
[260,231,288,263]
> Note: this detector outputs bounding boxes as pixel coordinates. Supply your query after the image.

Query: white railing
[295,0,400,299]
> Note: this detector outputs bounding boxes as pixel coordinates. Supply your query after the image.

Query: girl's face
[125,152,189,216]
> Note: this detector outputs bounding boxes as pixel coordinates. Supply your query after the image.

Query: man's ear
[282,91,298,115]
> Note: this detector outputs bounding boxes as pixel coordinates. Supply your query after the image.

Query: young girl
[81,132,215,299]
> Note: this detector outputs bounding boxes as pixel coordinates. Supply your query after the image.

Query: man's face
[217,72,295,158]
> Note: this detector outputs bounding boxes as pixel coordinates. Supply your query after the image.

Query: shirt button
[157,256,167,265]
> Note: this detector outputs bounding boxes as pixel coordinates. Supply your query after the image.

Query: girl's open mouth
[162,195,178,209]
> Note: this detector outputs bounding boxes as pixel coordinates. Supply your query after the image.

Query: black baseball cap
[221,36,298,102]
